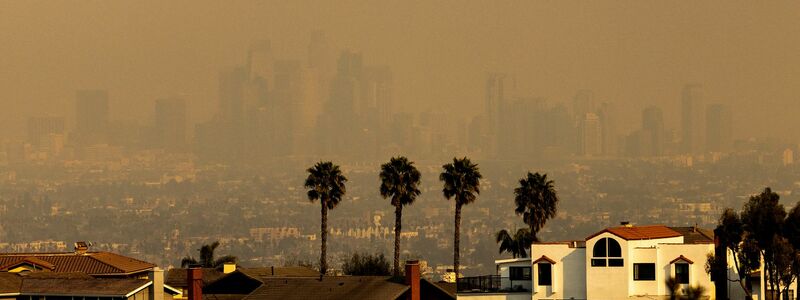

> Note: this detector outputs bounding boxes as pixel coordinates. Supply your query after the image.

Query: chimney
[223,263,236,274]
[187,268,202,300]
[620,221,632,227]
[148,267,164,300]
[405,260,420,300]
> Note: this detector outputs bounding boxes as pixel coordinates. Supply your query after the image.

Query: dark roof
[0,273,149,297]
[421,279,456,300]
[240,276,408,300]
[239,267,320,278]
[19,278,149,296]
[166,268,225,288]
[0,252,155,275]
[532,256,557,264]
[670,255,695,264]
[0,272,22,293]
[587,225,683,241]
[669,226,714,244]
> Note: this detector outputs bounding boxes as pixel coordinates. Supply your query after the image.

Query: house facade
[459,224,790,300]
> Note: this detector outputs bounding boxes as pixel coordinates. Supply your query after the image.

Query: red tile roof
[670,255,694,264]
[587,225,683,241]
[532,256,557,264]
[0,252,155,276]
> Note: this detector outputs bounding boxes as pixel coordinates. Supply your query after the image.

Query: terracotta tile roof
[241,276,409,300]
[587,225,683,241]
[670,255,694,264]
[0,252,155,276]
[532,256,557,264]
[0,257,56,271]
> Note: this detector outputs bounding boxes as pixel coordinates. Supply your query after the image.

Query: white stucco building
[458,224,794,300]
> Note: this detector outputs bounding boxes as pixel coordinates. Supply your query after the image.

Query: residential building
[458,224,791,300]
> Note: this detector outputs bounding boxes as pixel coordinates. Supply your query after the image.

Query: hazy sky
[2,1,799,140]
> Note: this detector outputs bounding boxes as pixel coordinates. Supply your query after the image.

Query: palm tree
[495,228,533,258]
[379,156,422,277]
[514,172,559,242]
[180,241,237,269]
[304,161,347,275]
[439,157,482,280]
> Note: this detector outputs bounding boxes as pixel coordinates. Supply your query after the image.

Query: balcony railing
[457,275,531,293]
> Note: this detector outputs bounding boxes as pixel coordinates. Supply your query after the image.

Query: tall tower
[706,104,732,153]
[486,73,511,157]
[75,89,110,145]
[247,40,273,85]
[642,106,665,156]
[681,84,705,154]
[573,90,596,120]
[154,97,187,151]
[578,113,602,156]
[218,66,248,123]
[597,102,617,156]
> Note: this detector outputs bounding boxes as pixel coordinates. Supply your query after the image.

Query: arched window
[591,237,623,267]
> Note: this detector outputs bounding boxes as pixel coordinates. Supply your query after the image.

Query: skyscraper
[642,106,665,156]
[219,66,248,123]
[75,89,110,145]
[596,102,618,156]
[706,104,732,153]
[154,97,187,151]
[681,84,705,154]
[485,73,511,157]
[573,89,596,120]
[247,40,273,85]
[578,113,602,156]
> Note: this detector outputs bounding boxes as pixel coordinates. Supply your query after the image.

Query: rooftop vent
[74,241,91,254]
[620,221,632,227]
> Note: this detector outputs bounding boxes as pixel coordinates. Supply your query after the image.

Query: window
[634,263,656,281]
[538,263,552,286]
[675,263,689,284]
[591,237,623,267]
[509,266,531,280]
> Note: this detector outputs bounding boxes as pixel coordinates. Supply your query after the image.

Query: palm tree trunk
[394,204,402,277]
[454,202,461,281]
[320,200,328,275]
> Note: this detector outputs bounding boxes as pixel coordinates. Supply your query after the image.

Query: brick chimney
[405,260,420,300]
[187,268,203,300]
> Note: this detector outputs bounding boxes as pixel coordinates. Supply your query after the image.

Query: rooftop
[0,251,156,276]
[587,225,683,241]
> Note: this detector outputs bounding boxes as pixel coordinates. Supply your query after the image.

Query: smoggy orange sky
[1,1,799,140]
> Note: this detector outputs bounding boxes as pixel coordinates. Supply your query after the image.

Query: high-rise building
[75,89,110,145]
[642,106,665,156]
[27,116,65,147]
[596,102,618,156]
[219,66,248,123]
[706,104,732,153]
[247,40,273,85]
[578,113,602,156]
[573,90,596,120]
[486,73,513,157]
[681,84,705,154]
[154,97,187,151]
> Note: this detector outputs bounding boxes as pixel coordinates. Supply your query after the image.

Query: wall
[585,232,629,300]
[496,258,532,292]
[658,243,715,299]
[530,243,586,300]
[457,293,531,300]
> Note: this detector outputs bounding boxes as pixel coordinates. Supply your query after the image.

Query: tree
[513,172,559,242]
[782,201,800,297]
[495,228,533,258]
[341,253,391,276]
[741,187,786,299]
[714,208,756,297]
[379,156,422,277]
[180,241,237,269]
[439,157,482,280]
[304,161,347,275]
